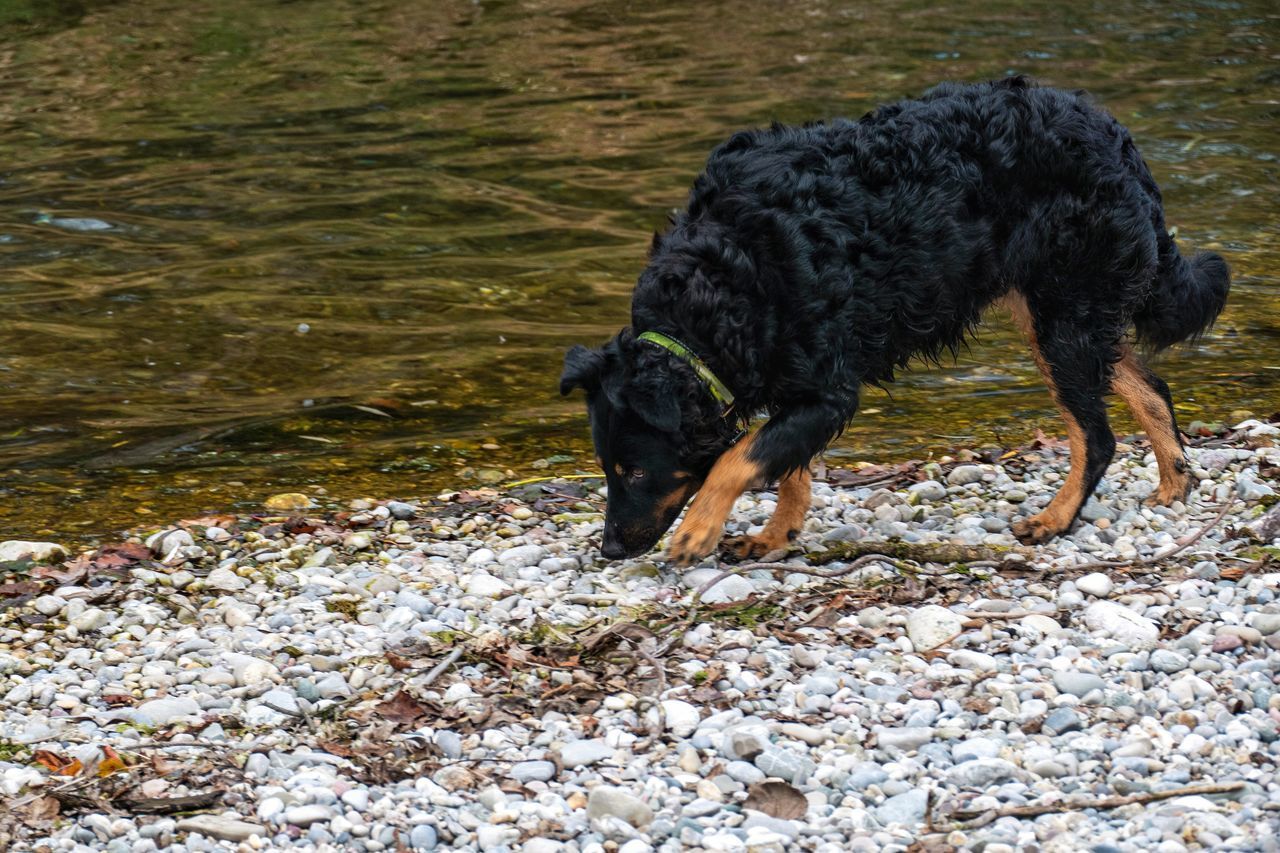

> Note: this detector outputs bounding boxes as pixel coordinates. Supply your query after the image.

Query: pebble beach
[2,419,1279,853]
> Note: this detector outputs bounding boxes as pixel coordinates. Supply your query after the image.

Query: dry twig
[947,780,1245,827]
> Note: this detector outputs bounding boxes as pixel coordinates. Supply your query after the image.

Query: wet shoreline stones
[1,429,1278,851]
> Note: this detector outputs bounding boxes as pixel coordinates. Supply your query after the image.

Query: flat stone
[947,465,984,485]
[1042,708,1084,736]
[908,480,948,502]
[1076,572,1114,597]
[465,573,513,598]
[1053,670,1105,697]
[906,605,964,650]
[134,697,202,726]
[874,789,929,826]
[284,804,332,826]
[753,747,816,784]
[561,739,613,768]
[876,726,935,752]
[946,758,1020,788]
[1079,499,1115,522]
[1149,649,1189,673]
[497,544,549,568]
[0,540,66,563]
[175,816,266,842]
[952,737,1001,762]
[587,786,653,828]
[510,760,556,783]
[1083,600,1159,648]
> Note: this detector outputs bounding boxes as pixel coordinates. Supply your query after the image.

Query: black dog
[561,77,1229,564]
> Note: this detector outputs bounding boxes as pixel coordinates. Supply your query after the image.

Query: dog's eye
[629,468,646,480]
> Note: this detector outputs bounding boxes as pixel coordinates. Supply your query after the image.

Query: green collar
[637,331,736,416]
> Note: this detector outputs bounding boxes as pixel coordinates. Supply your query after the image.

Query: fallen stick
[949,780,1245,825]
[1065,498,1237,573]
[421,647,464,688]
[805,541,1033,566]
[117,790,224,814]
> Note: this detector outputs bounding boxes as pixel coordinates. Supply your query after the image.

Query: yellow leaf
[98,745,126,777]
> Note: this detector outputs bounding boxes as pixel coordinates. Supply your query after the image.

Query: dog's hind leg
[734,465,813,558]
[1111,346,1191,506]
[1004,294,1118,545]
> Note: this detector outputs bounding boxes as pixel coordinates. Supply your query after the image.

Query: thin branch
[421,648,464,688]
[948,780,1245,826]
[1066,498,1236,572]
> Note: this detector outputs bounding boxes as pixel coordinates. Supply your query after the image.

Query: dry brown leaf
[25,794,60,823]
[744,780,807,820]
[0,580,43,597]
[374,690,429,727]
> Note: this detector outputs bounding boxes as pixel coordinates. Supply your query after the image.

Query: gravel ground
[2,419,1279,853]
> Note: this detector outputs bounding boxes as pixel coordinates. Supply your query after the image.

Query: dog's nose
[600,525,627,560]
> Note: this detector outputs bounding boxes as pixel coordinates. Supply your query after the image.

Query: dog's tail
[1132,229,1230,351]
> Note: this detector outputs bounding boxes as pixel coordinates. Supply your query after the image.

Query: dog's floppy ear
[625,372,682,433]
[559,345,605,396]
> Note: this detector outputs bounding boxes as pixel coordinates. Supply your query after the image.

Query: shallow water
[0,0,1276,541]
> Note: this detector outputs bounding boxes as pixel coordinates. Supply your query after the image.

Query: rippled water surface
[1,0,1276,540]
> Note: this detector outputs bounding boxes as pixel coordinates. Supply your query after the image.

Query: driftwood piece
[805,540,1033,566]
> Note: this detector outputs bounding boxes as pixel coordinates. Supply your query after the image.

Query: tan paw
[1144,476,1191,508]
[1011,514,1065,545]
[667,522,723,566]
[733,529,797,559]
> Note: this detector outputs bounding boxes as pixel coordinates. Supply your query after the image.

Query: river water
[0,0,1276,540]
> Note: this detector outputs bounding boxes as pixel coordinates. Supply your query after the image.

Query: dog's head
[559,329,733,559]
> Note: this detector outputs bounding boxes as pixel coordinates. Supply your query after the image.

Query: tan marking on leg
[1001,294,1092,545]
[667,433,762,565]
[655,481,695,517]
[1111,347,1189,506]
[736,466,813,557]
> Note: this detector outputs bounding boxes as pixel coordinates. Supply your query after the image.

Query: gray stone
[510,760,556,783]
[905,605,964,650]
[874,789,929,826]
[947,465,984,486]
[877,726,935,752]
[387,501,417,520]
[1079,499,1116,522]
[952,737,1001,763]
[134,697,201,726]
[1083,600,1159,648]
[561,739,613,768]
[753,747,816,784]
[908,480,948,502]
[284,805,332,826]
[1053,670,1105,697]
[174,816,266,842]
[1149,649,1189,673]
[1076,572,1114,597]
[0,540,67,563]
[587,786,653,828]
[821,524,866,543]
[409,824,438,850]
[497,544,549,568]
[1042,708,1084,736]
[946,758,1020,788]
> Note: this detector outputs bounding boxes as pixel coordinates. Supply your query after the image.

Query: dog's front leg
[667,397,852,566]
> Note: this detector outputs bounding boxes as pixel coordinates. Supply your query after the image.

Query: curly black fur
[562,76,1229,559]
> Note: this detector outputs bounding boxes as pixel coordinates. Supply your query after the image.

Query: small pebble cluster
[1,421,1279,853]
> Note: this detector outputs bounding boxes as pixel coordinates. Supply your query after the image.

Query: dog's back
[645,77,1225,394]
